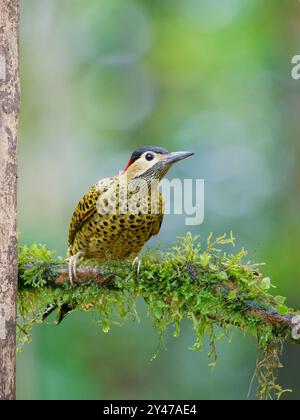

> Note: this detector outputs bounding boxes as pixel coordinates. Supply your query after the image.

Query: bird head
[122,146,194,181]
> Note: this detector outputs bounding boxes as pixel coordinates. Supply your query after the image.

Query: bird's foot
[132,256,141,277]
[68,251,84,286]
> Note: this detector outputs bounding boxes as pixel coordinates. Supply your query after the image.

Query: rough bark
[0,0,20,401]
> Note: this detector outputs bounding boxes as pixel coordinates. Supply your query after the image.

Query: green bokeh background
[17,0,300,399]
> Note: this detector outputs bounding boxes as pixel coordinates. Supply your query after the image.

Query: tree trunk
[0,0,20,400]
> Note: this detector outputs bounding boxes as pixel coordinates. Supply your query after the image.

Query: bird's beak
[161,151,194,167]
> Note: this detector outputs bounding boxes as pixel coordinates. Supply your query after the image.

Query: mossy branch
[17,234,300,399]
[18,261,299,344]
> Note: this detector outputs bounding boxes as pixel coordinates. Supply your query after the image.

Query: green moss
[18,233,296,399]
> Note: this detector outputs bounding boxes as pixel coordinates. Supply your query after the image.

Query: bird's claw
[132,256,141,277]
[68,252,83,286]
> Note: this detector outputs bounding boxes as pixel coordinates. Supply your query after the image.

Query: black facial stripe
[134,161,164,180]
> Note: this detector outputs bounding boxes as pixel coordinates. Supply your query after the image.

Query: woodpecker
[67,146,194,284]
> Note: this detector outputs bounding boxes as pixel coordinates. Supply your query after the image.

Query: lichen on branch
[17,233,300,399]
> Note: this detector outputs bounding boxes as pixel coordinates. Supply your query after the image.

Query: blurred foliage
[18,0,300,400]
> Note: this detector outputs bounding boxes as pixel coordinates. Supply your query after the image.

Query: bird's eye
[145,153,154,161]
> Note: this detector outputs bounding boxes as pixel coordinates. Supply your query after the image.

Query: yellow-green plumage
[68,175,163,261]
[67,147,193,281]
